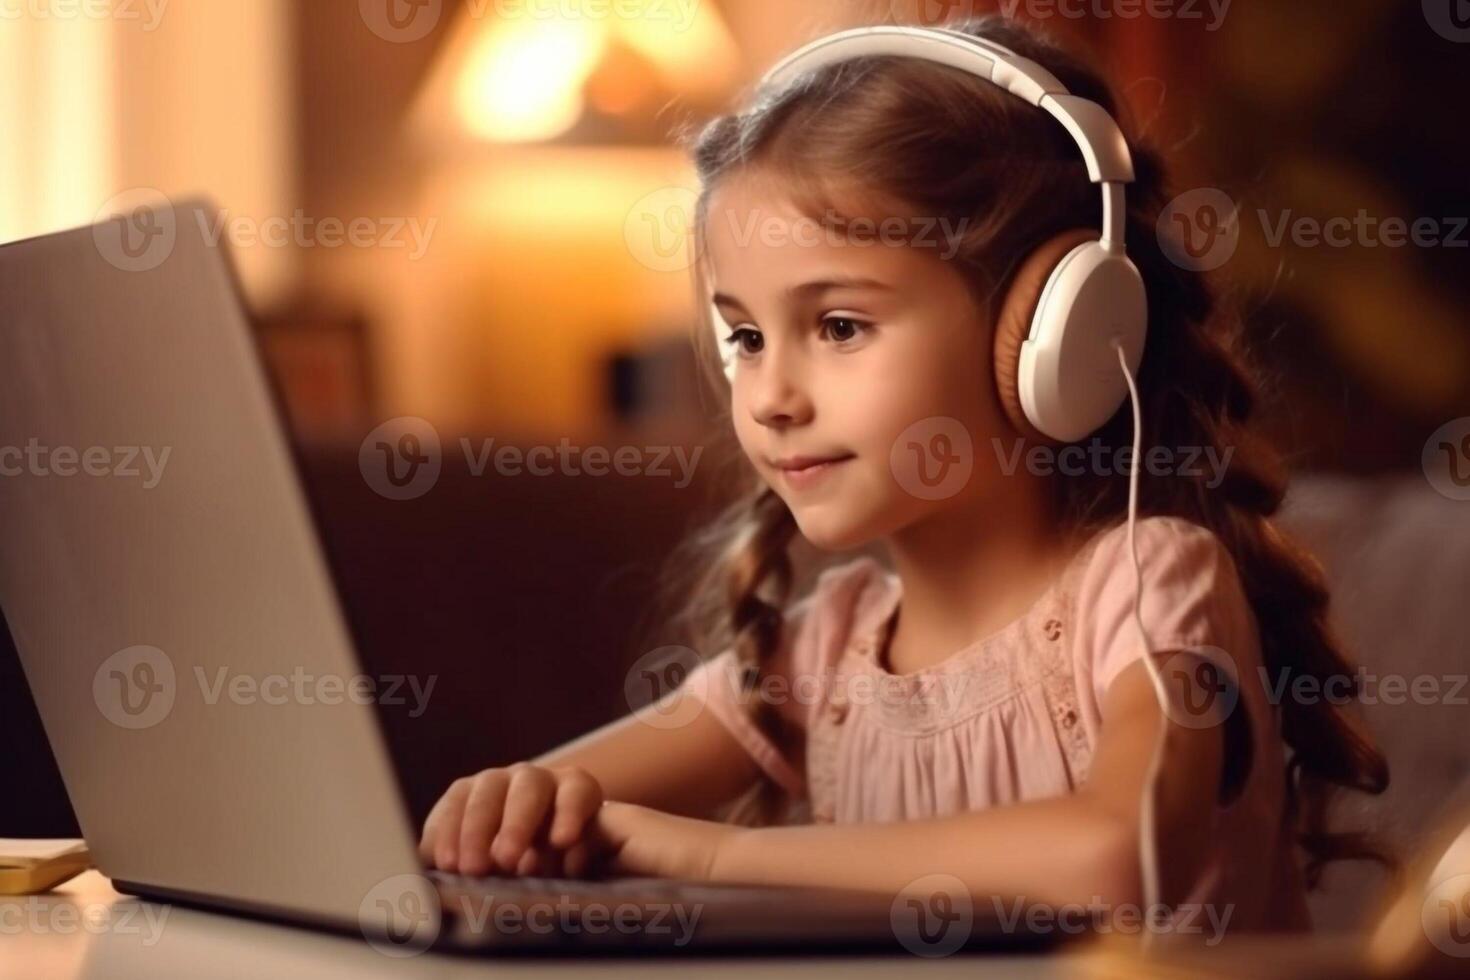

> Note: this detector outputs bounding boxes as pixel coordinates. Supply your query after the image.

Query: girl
[419,15,1393,935]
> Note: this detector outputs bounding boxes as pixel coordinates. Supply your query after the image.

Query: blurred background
[1,0,1466,934]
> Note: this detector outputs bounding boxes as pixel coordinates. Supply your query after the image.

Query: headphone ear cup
[992,229,1101,444]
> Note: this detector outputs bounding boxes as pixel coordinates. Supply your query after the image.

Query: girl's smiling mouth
[769,453,856,490]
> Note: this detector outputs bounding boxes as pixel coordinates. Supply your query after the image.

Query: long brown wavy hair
[654,14,1393,891]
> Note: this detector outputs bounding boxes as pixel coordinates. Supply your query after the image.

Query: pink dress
[681,516,1312,933]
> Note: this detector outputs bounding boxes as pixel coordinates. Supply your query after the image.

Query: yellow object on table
[0,839,91,894]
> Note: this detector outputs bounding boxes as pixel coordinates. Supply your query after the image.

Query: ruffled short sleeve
[677,557,888,800]
[1073,516,1256,714]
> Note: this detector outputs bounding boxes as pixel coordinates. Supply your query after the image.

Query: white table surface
[2,870,1387,980]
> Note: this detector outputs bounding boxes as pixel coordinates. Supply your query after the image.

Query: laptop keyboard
[428,870,721,904]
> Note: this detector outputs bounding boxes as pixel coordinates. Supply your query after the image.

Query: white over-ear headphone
[708,25,1148,445]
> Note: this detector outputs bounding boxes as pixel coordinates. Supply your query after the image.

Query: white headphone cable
[1112,338,1168,953]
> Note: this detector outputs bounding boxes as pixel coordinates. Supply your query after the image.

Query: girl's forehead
[707,168,903,227]
[704,177,956,284]
[704,175,806,231]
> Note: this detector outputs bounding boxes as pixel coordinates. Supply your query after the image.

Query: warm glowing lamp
[409,4,740,147]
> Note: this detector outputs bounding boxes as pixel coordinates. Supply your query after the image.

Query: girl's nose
[748,344,814,430]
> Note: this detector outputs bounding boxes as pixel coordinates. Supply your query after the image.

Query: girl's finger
[427,779,472,870]
[548,770,603,849]
[493,766,557,872]
[586,801,637,875]
[456,771,511,877]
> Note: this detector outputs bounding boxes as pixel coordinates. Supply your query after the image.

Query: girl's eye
[723,327,763,356]
[820,316,869,343]
[724,317,869,360]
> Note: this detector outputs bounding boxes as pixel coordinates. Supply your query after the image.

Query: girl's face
[704,173,1020,551]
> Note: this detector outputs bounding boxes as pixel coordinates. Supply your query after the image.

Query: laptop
[0,198,1059,955]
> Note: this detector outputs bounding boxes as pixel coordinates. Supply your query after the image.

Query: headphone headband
[759,26,1134,246]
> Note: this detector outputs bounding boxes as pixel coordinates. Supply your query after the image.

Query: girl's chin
[790,509,877,553]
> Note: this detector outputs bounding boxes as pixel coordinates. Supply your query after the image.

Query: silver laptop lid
[0,198,437,935]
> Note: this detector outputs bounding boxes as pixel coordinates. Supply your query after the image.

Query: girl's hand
[589,801,740,881]
[419,763,604,878]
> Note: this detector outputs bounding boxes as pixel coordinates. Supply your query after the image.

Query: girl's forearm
[532,700,765,819]
[711,792,1141,911]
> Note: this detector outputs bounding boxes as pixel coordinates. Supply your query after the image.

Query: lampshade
[407,2,741,149]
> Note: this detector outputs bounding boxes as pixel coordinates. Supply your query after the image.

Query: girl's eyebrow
[712,276,895,312]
